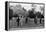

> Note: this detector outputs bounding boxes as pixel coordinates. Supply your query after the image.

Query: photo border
[5,1,45,31]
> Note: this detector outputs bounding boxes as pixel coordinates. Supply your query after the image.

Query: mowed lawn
[9,18,44,29]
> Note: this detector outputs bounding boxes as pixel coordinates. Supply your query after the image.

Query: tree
[28,10,36,18]
[36,12,41,18]
[9,8,13,20]
[36,12,44,24]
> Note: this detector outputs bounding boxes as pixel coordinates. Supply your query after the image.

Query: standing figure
[17,17,20,27]
[19,16,24,27]
[25,17,28,23]
[40,17,41,24]
[34,16,37,24]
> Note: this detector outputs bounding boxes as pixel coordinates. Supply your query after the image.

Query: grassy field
[9,18,44,30]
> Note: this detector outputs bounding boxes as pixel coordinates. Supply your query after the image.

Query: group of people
[10,15,44,27]
[14,15,28,27]
[34,16,44,24]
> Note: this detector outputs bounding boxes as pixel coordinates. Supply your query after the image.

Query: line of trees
[28,10,44,18]
[9,4,44,21]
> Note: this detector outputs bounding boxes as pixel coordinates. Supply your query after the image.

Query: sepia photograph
[5,1,45,31]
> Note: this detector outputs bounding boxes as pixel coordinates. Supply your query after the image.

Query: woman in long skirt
[19,16,24,27]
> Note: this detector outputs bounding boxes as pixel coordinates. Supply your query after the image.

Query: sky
[9,3,32,11]
[9,3,44,13]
